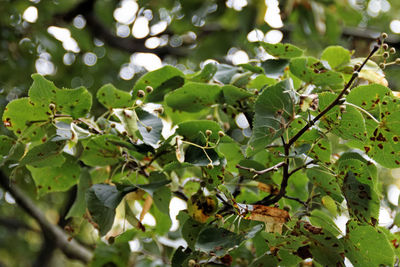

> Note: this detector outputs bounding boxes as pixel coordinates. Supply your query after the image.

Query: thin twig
[283,195,307,207]
[287,45,379,148]
[288,160,317,177]
[236,161,285,175]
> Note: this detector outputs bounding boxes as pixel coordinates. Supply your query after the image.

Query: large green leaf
[86,184,135,236]
[136,108,163,148]
[321,45,351,69]
[2,98,49,142]
[29,74,92,119]
[96,84,133,109]
[331,105,367,142]
[132,65,185,102]
[338,157,379,224]
[19,140,65,168]
[90,241,130,267]
[306,167,343,202]
[80,135,122,166]
[188,62,218,82]
[165,82,222,112]
[222,85,253,105]
[290,57,344,87]
[344,222,395,266]
[0,135,16,157]
[196,224,262,256]
[27,155,80,197]
[259,42,303,59]
[181,217,204,249]
[249,80,295,155]
[66,169,91,218]
[346,83,391,118]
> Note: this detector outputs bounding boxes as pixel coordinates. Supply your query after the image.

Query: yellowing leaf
[238,204,289,233]
[187,193,217,223]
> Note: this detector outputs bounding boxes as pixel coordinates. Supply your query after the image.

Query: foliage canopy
[2,1,400,267]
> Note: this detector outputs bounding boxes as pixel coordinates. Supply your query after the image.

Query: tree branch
[256,43,380,206]
[54,0,187,57]
[236,161,285,175]
[0,171,93,264]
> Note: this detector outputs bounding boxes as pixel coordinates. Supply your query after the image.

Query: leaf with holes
[97,84,133,109]
[249,80,295,155]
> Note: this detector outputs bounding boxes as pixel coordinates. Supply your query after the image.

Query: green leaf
[19,140,65,168]
[331,105,367,142]
[171,246,192,267]
[96,84,133,109]
[90,241,130,267]
[309,138,331,164]
[66,169,91,218]
[310,209,341,236]
[132,65,185,102]
[289,57,344,87]
[344,222,395,266]
[181,217,204,249]
[80,135,122,166]
[136,108,163,148]
[189,62,218,82]
[306,167,343,202]
[136,172,170,195]
[27,154,80,197]
[250,254,278,267]
[196,224,262,256]
[184,145,221,167]
[247,74,277,90]
[321,45,351,69]
[259,42,303,59]
[222,85,253,105]
[86,184,135,236]
[338,158,379,224]
[249,80,295,155]
[214,64,239,84]
[113,108,139,141]
[29,74,92,119]
[176,120,225,142]
[346,83,391,117]
[165,82,222,112]
[260,59,289,78]
[2,98,49,142]
[297,221,344,266]
[152,186,171,215]
[0,135,15,157]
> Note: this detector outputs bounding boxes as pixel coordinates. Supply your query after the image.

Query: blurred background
[1,0,400,266]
